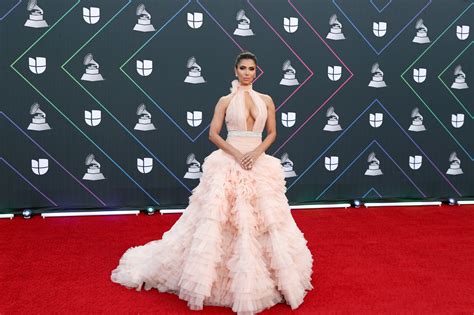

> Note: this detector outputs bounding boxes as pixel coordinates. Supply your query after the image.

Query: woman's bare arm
[208,96,243,159]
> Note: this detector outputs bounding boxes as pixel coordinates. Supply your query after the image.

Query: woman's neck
[238,82,253,91]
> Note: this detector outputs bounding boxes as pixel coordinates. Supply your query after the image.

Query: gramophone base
[184,171,202,179]
[233,28,255,36]
[283,170,297,178]
[81,73,104,81]
[184,76,206,84]
[133,24,155,32]
[83,172,106,180]
[323,124,342,132]
[24,20,48,28]
[364,169,383,176]
[279,78,300,86]
[368,80,387,88]
[446,168,463,175]
[326,32,345,40]
[451,82,468,89]
[408,125,426,132]
[28,123,51,131]
[134,123,156,131]
[413,36,430,44]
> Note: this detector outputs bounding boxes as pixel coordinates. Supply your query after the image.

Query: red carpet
[0,205,473,314]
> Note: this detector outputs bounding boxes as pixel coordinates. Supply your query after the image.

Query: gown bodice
[225,80,268,134]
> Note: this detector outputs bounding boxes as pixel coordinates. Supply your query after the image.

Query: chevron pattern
[1,0,472,210]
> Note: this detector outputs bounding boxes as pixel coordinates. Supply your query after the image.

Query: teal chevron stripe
[62,0,191,193]
[119,1,193,141]
[401,3,473,161]
[11,0,160,205]
[438,42,473,119]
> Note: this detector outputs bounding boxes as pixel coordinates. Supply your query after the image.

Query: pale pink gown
[111,80,314,315]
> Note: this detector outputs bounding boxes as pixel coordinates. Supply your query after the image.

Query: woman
[111,51,314,315]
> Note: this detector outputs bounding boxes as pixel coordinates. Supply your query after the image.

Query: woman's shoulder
[220,93,233,101]
[255,91,274,106]
[217,93,233,105]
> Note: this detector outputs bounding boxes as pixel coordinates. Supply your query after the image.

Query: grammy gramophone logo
[184,57,206,84]
[24,0,48,28]
[368,63,387,88]
[326,14,345,40]
[134,103,156,131]
[183,153,202,179]
[413,19,430,44]
[133,4,155,32]
[27,102,51,131]
[280,60,299,86]
[81,53,104,81]
[408,107,426,132]
[451,65,469,89]
[83,154,105,181]
[323,107,342,132]
[446,152,463,175]
[364,152,383,176]
[234,9,255,36]
[280,153,297,178]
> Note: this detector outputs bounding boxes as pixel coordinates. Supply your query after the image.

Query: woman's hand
[240,149,262,170]
[233,152,246,169]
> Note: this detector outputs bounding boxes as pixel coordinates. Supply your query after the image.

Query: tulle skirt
[111,136,314,315]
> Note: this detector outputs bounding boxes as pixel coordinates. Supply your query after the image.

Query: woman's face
[235,59,256,85]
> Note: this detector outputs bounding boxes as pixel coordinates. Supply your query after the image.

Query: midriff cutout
[244,91,258,131]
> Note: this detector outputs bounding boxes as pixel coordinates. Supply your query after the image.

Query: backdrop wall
[1,0,472,210]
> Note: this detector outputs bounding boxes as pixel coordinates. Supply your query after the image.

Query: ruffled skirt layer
[111,136,314,315]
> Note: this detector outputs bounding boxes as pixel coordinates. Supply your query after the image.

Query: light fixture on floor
[352,200,363,208]
[447,198,458,206]
[22,209,32,219]
[146,207,156,215]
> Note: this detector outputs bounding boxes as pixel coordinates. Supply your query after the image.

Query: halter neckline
[230,79,253,93]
